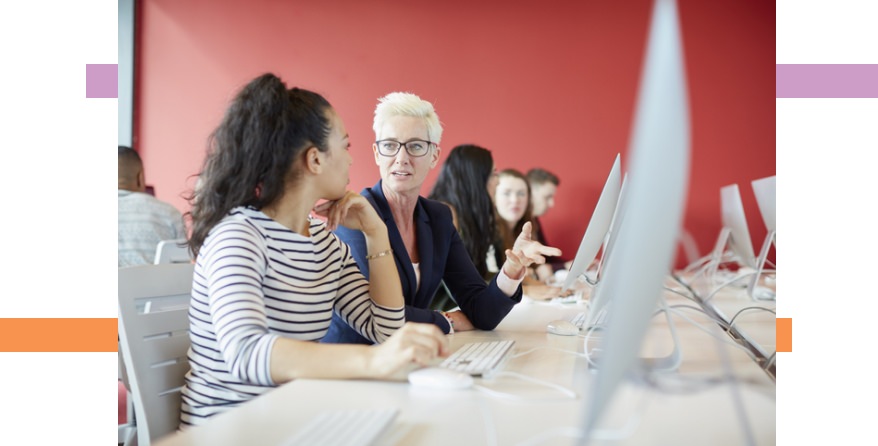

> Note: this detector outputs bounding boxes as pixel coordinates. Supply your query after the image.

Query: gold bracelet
[365,248,393,260]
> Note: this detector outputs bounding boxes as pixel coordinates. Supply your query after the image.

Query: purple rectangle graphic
[777,64,878,98]
[86,64,118,98]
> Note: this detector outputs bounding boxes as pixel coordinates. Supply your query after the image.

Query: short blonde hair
[373,92,443,144]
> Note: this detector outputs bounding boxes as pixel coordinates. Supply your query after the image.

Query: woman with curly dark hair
[180,73,447,426]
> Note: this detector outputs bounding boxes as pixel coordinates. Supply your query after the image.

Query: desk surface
[680,271,777,377]
[156,284,776,446]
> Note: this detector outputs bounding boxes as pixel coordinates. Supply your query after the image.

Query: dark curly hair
[186,73,332,258]
[428,144,502,278]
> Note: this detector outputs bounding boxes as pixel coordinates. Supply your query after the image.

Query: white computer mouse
[407,367,474,390]
[546,319,579,336]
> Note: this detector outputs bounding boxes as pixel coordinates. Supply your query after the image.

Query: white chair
[118,263,194,446]
[153,238,192,264]
[119,354,136,445]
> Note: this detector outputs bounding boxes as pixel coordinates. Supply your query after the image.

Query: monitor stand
[705,227,732,279]
[747,230,776,301]
[701,227,762,291]
[585,297,682,373]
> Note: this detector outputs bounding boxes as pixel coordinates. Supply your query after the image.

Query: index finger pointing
[539,247,563,257]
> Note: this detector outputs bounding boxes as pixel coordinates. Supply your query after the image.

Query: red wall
[135,0,775,268]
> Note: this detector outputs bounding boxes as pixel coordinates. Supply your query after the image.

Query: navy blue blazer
[322,181,523,344]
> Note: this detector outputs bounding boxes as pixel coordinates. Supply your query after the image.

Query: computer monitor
[707,183,757,273]
[579,0,690,442]
[751,175,776,234]
[698,181,775,301]
[561,153,622,292]
[582,173,628,327]
[748,175,776,300]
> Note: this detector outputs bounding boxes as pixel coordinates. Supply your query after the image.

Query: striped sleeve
[328,230,404,343]
[201,220,279,386]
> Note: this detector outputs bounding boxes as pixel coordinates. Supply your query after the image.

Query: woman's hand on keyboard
[369,322,450,378]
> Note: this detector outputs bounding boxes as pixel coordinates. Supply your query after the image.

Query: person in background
[526,168,571,280]
[494,168,566,299]
[323,92,561,344]
[180,74,448,426]
[427,144,504,311]
[428,144,502,279]
[118,145,186,267]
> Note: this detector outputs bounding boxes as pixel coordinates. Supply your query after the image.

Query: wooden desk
[156,286,776,446]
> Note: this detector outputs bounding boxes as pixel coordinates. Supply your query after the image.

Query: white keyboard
[439,340,515,376]
[570,311,587,328]
[284,408,398,446]
[570,310,608,329]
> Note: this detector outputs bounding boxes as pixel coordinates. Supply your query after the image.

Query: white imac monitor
[579,0,690,442]
[751,175,776,234]
[717,183,757,269]
[748,175,776,300]
[582,173,628,327]
[561,153,622,292]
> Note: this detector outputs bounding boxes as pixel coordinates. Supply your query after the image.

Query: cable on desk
[665,303,731,330]
[665,303,737,334]
[680,250,746,283]
[662,285,699,302]
[638,369,775,397]
[670,278,776,381]
[663,306,758,362]
[701,270,759,303]
[475,371,577,401]
[728,306,776,329]
[680,252,718,275]
[709,303,759,446]
[670,272,700,299]
[674,264,767,305]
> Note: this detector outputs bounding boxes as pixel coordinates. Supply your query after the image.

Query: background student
[494,168,566,300]
[427,144,504,311]
[526,167,571,280]
[118,145,187,267]
[428,144,503,280]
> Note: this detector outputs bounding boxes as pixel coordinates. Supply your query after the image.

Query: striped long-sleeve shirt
[180,206,404,426]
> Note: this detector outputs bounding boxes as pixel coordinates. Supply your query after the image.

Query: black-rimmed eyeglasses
[375,140,434,157]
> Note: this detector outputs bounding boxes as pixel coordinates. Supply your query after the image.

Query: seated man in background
[526,168,571,281]
[118,145,186,267]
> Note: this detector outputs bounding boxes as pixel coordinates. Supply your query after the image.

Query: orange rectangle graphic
[776,318,792,352]
[0,318,118,352]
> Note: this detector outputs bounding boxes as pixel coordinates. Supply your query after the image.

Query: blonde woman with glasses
[323,92,561,345]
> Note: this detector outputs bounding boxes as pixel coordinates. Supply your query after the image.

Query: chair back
[153,238,192,264]
[118,263,194,446]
